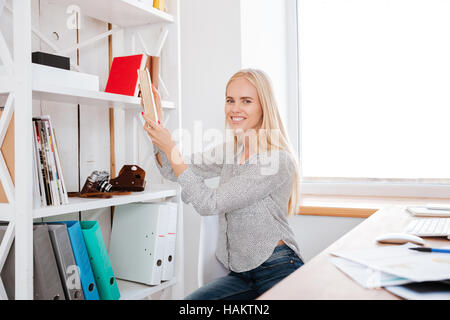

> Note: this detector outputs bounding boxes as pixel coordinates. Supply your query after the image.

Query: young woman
[142,68,303,300]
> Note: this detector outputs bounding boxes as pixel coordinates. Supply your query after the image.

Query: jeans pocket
[259,247,298,270]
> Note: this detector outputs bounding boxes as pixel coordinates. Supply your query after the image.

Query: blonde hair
[225,68,300,216]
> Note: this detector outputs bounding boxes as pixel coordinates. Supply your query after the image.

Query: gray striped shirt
[154,143,302,272]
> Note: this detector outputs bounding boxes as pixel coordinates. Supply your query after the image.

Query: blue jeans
[185,244,304,300]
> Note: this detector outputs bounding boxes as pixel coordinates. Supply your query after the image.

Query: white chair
[197,215,228,288]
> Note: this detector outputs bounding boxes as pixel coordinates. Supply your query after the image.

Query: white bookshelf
[0,0,183,300]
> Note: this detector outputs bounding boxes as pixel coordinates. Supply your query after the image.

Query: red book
[105,54,148,96]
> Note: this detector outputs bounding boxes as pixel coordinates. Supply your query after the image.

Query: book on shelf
[32,51,70,70]
[138,69,159,124]
[153,0,166,12]
[32,116,69,207]
[145,55,160,89]
[105,54,149,96]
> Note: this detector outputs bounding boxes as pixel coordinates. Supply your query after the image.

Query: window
[297,0,450,197]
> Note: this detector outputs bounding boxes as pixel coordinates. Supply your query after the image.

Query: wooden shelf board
[47,0,174,27]
[33,184,177,218]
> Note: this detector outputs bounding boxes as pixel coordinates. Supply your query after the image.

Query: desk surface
[258,206,450,300]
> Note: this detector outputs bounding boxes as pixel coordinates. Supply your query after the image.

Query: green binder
[80,221,120,300]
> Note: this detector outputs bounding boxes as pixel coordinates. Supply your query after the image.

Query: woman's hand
[142,112,175,156]
[142,112,188,177]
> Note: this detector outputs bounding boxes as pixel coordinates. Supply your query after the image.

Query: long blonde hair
[225,68,300,216]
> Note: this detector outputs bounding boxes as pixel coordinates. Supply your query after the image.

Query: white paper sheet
[329,257,413,289]
[331,243,450,282]
[385,281,450,300]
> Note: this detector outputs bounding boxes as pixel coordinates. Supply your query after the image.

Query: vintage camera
[81,170,113,194]
[69,166,146,198]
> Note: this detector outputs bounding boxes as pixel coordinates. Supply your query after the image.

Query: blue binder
[54,221,100,300]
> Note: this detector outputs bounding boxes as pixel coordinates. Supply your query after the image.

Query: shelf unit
[0,0,183,300]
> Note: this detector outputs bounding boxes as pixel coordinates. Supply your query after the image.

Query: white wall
[240,0,289,127]
[290,215,363,261]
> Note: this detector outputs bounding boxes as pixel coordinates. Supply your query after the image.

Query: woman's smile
[229,115,247,124]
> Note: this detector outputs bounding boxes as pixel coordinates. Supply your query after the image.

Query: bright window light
[298,0,450,181]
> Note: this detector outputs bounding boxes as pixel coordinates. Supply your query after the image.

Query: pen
[409,247,450,254]
[425,206,450,211]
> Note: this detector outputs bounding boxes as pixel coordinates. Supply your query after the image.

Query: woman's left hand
[142,113,176,155]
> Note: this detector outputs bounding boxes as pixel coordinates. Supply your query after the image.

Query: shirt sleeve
[177,151,295,216]
[153,143,225,182]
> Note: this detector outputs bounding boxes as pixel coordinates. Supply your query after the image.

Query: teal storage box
[80,221,120,300]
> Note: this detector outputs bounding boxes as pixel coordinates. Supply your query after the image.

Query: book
[32,51,70,70]
[138,69,159,124]
[145,55,160,89]
[41,116,68,205]
[32,120,46,207]
[105,54,149,96]
[51,127,69,205]
[41,118,60,205]
[32,116,68,206]
[34,119,52,205]
[153,0,165,11]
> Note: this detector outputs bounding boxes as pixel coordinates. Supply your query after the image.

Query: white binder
[109,203,171,285]
[162,203,178,281]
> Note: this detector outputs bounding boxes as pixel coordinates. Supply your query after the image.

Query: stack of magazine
[32,115,68,206]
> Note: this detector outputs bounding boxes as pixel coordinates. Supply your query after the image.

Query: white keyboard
[404,218,450,237]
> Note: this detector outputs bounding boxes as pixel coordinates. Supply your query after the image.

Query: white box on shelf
[31,63,99,91]
[109,202,173,286]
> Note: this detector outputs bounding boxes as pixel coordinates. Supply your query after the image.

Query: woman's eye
[226,99,234,103]
[244,100,251,104]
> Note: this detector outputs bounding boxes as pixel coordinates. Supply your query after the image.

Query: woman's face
[225,77,263,134]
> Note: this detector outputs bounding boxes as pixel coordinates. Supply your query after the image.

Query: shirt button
[289,259,294,264]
